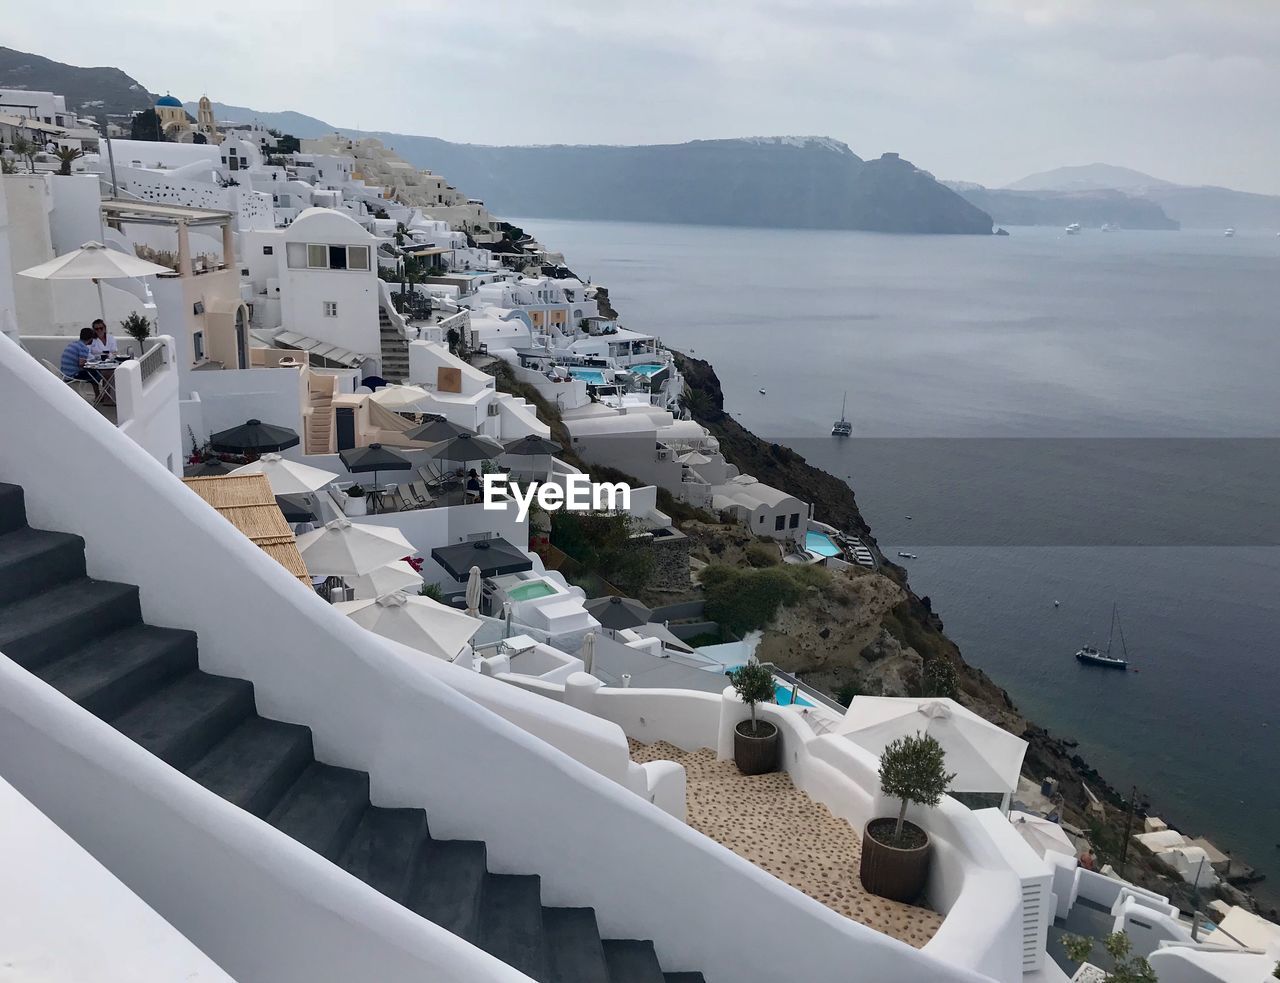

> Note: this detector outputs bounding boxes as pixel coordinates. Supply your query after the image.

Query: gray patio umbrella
[209,419,300,454]
[339,442,412,490]
[404,417,473,443]
[183,459,231,477]
[585,595,652,631]
[421,433,506,464]
[503,434,563,456]
[431,537,533,580]
[275,493,319,523]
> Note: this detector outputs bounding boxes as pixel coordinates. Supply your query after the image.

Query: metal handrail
[138,342,168,385]
[758,663,847,713]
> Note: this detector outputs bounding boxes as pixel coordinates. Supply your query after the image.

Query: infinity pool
[507,580,558,601]
[569,368,607,385]
[805,531,842,558]
[629,363,666,376]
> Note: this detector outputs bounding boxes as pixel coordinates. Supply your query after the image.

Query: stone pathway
[629,739,943,948]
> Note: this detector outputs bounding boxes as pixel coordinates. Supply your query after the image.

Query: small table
[84,359,121,405]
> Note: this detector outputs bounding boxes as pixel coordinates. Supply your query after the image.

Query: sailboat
[831,391,853,437]
[1075,604,1130,669]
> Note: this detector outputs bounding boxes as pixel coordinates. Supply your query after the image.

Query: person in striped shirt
[59,328,101,399]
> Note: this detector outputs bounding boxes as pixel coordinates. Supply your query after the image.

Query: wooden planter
[733,719,779,775]
[859,819,931,903]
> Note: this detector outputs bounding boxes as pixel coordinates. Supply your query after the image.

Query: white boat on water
[1224,228,1236,237]
[1065,223,1081,235]
[832,391,852,437]
[1076,603,1130,670]
[1101,223,1117,232]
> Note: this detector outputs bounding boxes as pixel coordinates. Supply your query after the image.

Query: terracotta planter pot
[859,818,931,903]
[733,719,779,775]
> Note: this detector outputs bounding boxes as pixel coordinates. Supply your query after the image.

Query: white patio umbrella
[1009,811,1076,859]
[368,384,432,412]
[833,697,1028,800]
[295,517,413,578]
[349,560,425,601]
[335,591,481,661]
[230,453,338,496]
[18,241,173,321]
[465,565,483,617]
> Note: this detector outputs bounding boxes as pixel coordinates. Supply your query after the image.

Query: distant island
[949,162,1280,231]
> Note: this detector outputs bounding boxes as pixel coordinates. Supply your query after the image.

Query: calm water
[517,217,1280,892]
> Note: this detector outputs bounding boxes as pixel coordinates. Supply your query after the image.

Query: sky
[8,0,1280,193]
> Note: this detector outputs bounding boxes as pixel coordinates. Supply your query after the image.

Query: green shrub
[745,542,780,568]
[729,661,775,735]
[419,583,444,602]
[878,732,955,846]
[120,311,151,345]
[551,510,653,593]
[921,658,959,699]
[699,563,828,634]
[1061,932,1156,983]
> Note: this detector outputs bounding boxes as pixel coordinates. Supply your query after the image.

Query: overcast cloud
[7,0,1278,192]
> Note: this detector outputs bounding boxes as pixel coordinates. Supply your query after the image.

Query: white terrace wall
[0,328,997,983]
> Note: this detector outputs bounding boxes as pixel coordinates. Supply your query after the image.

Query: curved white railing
[0,330,998,983]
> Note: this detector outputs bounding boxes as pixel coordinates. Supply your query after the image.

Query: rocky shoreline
[669,350,1273,918]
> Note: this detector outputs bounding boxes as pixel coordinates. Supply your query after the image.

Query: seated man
[59,328,100,398]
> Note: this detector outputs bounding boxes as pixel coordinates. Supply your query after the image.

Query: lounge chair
[409,480,436,508]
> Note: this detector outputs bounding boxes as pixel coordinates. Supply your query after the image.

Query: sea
[512,216,1280,900]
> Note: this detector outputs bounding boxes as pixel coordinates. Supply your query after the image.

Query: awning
[431,538,532,580]
[273,330,365,369]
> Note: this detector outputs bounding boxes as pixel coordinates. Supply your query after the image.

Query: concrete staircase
[305,374,336,454]
[0,481,704,983]
[379,305,410,383]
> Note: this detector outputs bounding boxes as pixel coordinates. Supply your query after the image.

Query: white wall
[114,336,184,475]
[0,327,999,983]
[185,365,307,442]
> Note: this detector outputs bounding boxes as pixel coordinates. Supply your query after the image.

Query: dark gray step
[112,670,255,769]
[664,974,706,983]
[0,578,140,670]
[39,623,197,720]
[268,762,369,862]
[480,874,549,982]
[0,527,86,604]
[409,839,487,944]
[0,483,25,534]
[602,940,665,983]
[543,907,610,983]
[339,806,429,903]
[187,717,314,818]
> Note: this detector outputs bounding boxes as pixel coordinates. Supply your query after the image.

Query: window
[262,245,274,255]
[307,244,328,269]
[193,331,205,361]
[328,245,347,270]
[775,515,786,531]
[286,242,307,268]
[347,245,370,271]
[789,513,800,529]
[323,302,338,318]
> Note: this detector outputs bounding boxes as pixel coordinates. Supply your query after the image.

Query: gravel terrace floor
[629,739,943,948]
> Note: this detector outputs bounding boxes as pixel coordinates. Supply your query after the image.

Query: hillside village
[0,85,1277,983]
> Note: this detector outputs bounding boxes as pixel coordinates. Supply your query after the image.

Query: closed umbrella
[585,595,651,631]
[335,591,481,661]
[349,560,424,601]
[296,517,414,578]
[465,565,483,617]
[404,417,472,443]
[581,631,596,676]
[209,419,300,454]
[231,452,337,495]
[18,241,173,321]
[1010,811,1076,859]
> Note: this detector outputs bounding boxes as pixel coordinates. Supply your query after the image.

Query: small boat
[758,388,767,395]
[1224,228,1236,237]
[1076,603,1130,669]
[1100,223,1116,232]
[832,391,853,437]
[1065,223,1081,235]
[897,551,917,559]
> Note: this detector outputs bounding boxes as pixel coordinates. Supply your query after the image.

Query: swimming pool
[805,531,842,558]
[569,368,607,385]
[507,580,558,601]
[628,363,666,377]
[774,684,813,707]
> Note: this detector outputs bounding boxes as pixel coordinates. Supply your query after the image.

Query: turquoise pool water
[508,581,557,601]
[724,666,814,707]
[805,531,842,557]
[570,368,607,385]
[629,363,666,376]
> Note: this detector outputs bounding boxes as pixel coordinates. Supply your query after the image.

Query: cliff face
[0,46,155,119]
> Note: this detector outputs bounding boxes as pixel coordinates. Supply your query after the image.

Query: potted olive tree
[729,661,779,775]
[860,732,954,902]
[343,483,368,517]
